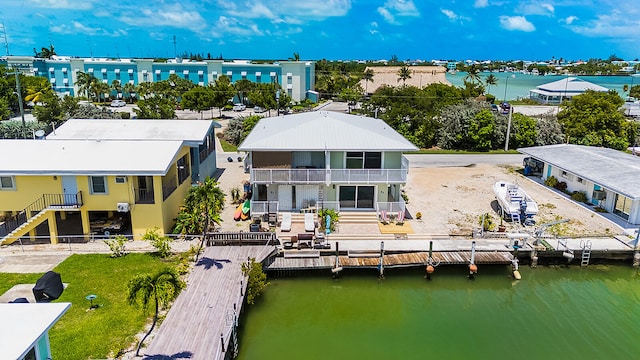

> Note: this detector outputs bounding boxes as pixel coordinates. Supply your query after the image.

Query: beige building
[360,66,450,94]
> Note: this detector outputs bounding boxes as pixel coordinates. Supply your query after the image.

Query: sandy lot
[403,164,617,237]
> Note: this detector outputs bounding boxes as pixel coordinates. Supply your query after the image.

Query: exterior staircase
[1,209,50,245]
[0,192,83,245]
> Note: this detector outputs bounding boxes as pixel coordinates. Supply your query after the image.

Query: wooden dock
[144,244,276,360]
[267,251,514,271]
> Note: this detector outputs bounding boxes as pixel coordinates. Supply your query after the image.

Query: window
[561,171,568,178]
[90,176,107,194]
[177,155,190,184]
[0,176,15,190]
[345,152,382,169]
[577,177,584,184]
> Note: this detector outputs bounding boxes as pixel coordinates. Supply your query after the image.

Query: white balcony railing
[250,168,408,184]
[251,169,327,184]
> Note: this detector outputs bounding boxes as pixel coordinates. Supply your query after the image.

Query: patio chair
[281,212,292,232]
[304,212,315,232]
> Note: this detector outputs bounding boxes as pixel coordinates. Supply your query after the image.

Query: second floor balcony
[250,165,408,185]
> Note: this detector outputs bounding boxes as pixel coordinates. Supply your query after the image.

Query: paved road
[404,154,526,168]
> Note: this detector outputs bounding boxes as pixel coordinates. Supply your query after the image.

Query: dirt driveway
[404,164,618,237]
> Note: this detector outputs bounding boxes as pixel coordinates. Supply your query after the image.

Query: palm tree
[111,80,122,99]
[93,81,110,103]
[485,74,498,94]
[75,72,96,99]
[289,52,300,61]
[362,68,374,94]
[397,65,412,85]
[181,177,225,260]
[464,65,482,84]
[127,268,184,357]
[123,82,136,102]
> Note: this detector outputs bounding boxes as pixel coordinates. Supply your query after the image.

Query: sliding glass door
[339,185,375,209]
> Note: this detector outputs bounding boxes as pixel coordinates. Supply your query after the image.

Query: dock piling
[379,241,385,279]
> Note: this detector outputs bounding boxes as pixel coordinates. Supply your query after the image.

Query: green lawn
[220,138,238,152]
[2,253,181,359]
[0,273,43,294]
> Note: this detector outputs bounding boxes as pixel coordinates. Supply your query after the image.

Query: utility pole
[173,35,177,58]
[504,105,513,151]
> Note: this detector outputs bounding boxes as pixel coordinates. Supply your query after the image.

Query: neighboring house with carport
[238,111,418,216]
[0,119,218,244]
[528,77,609,104]
[519,144,640,225]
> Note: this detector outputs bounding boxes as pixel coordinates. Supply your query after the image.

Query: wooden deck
[144,245,276,360]
[267,251,514,271]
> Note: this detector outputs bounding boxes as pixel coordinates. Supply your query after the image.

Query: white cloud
[568,10,640,39]
[441,9,471,22]
[211,16,264,38]
[28,0,95,10]
[474,0,489,8]
[499,16,535,32]
[50,21,125,37]
[377,0,420,25]
[563,16,578,25]
[516,1,554,16]
[224,0,351,22]
[120,4,206,32]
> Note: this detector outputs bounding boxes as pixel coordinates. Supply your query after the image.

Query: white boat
[493,181,538,223]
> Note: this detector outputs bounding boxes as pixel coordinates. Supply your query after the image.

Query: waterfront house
[237,111,418,216]
[0,119,217,244]
[528,77,609,104]
[1,56,315,102]
[0,303,70,360]
[519,144,640,225]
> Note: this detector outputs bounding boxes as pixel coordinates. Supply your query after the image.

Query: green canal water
[238,266,640,360]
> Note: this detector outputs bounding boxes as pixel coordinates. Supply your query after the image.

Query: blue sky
[1,0,639,61]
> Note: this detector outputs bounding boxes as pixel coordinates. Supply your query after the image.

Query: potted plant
[415,212,422,220]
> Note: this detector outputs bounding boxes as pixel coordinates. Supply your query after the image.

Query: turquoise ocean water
[237,266,640,360]
[446,72,634,101]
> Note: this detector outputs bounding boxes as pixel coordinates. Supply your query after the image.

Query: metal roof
[238,111,418,152]
[0,303,70,360]
[534,77,609,93]
[47,119,218,147]
[519,144,640,199]
[0,139,184,176]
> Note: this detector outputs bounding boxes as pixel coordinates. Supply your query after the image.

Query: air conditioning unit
[117,202,130,212]
[115,176,127,183]
[592,190,606,200]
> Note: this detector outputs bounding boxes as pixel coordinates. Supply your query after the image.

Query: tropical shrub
[241,258,270,305]
[142,227,173,258]
[104,235,128,258]
[554,181,568,192]
[478,213,495,231]
[571,191,588,203]
[318,208,339,232]
[544,175,558,188]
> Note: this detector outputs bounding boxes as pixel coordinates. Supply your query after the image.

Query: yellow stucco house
[0,119,218,244]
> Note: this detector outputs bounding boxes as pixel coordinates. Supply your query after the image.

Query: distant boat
[493,181,538,224]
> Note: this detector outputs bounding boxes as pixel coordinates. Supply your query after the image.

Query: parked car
[253,106,266,113]
[500,102,511,114]
[233,103,246,111]
[110,100,126,107]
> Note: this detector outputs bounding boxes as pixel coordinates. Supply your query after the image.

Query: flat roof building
[519,144,640,224]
